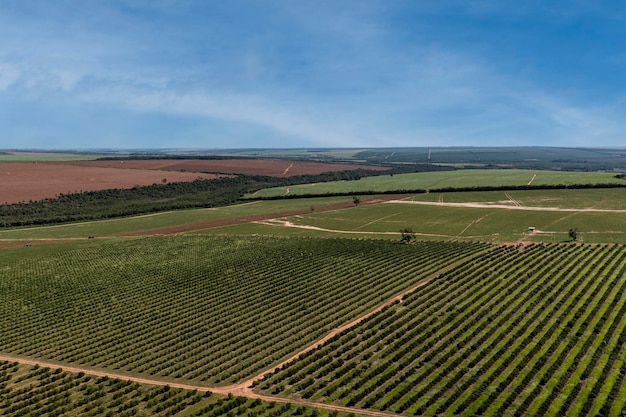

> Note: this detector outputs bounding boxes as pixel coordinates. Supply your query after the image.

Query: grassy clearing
[245,170,623,198]
[409,188,626,210]
[0,235,487,385]
[0,197,352,240]
[2,188,622,244]
[256,244,626,417]
[196,201,626,244]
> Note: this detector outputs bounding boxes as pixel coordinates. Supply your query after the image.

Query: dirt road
[389,199,626,213]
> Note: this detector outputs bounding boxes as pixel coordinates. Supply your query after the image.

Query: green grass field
[245,169,624,198]
[0,197,352,241]
[2,188,623,244]
[196,197,626,244]
[409,188,626,209]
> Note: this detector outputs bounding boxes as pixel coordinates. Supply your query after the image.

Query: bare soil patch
[0,162,217,204]
[59,159,389,177]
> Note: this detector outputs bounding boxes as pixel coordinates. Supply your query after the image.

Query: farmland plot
[0,360,207,416]
[245,170,623,198]
[0,361,348,417]
[0,236,488,385]
[256,243,626,417]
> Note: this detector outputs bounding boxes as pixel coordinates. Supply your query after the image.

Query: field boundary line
[255,220,495,240]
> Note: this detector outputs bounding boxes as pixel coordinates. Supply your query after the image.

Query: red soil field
[0,163,217,204]
[60,159,389,177]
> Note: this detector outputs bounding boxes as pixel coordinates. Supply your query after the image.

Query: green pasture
[245,169,624,198]
[1,187,623,244]
[198,199,626,244]
[0,197,352,240]
[409,188,626,210]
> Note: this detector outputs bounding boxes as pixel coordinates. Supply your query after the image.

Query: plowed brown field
[1,159,388,205]
[60,159,388,177]
[0,162,217,204]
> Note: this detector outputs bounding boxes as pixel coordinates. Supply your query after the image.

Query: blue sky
[1,1,625,149]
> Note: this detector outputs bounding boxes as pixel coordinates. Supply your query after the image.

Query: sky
[1,0,625,149]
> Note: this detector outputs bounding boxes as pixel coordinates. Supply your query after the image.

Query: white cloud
[0,63,21,90]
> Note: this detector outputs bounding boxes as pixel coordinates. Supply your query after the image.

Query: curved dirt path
[255,220,456,238]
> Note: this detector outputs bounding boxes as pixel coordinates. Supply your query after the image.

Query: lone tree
[569,228,579,241]
[400,227,415,243]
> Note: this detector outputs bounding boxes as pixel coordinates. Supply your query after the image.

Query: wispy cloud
[1,0,625,148]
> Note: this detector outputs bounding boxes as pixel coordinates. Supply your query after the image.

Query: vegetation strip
[0,237,488,385]
[0,247,487,417]
[256,243,626,417]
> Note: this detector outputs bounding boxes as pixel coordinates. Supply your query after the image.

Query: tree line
[247,182,626,201]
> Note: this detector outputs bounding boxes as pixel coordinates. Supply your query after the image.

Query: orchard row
[0,360,356,417]
[257,243,626,417]
[0,235,488,384]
